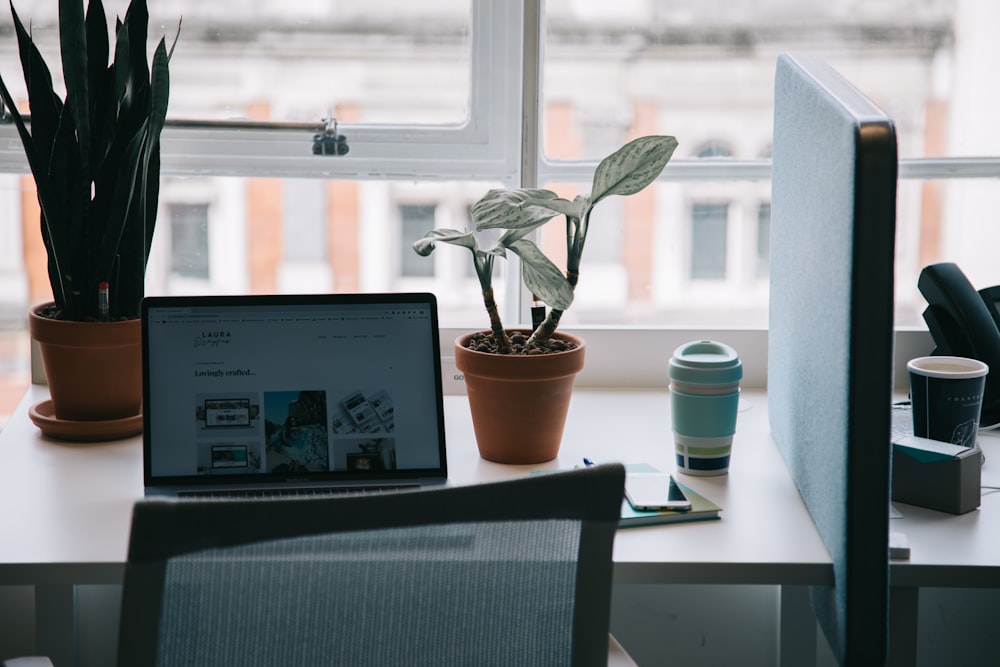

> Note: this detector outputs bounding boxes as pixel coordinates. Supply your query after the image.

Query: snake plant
[0,0,179,321]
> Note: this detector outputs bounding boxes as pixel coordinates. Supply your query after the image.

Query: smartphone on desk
[624,473,692,511]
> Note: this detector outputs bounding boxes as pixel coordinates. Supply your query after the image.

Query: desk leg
[35,584,77,667]
[778,585,816,667]
[888,586,918,667]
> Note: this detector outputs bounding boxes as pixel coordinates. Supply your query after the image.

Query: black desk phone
[918,262,1000,426]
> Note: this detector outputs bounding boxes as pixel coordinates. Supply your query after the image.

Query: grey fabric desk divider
[769,53,897,666]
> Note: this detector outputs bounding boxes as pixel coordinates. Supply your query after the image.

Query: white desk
[0,385,830,665]
[4,384,996,664]
[887,432,1000,666]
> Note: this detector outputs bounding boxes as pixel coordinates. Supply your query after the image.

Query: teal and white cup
[669,340,743,476]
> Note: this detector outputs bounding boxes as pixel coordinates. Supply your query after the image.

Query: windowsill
[440,326,935,391]
[16,325,934,396]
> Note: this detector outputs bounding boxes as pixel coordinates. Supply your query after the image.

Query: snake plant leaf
[50,105,84,317]
[9,5,62,174]
[0,16,70,309]
[1,0,175,320]
[590,135,677,206]
[112,35,172,316]
[97,120,146,277]
[85,0,110,167]
[107,13,132,152]
[506,239,574,310]
[61,0,91,178]
[125,0,151,72]
[143,38,171,255]
[472,188,562,231]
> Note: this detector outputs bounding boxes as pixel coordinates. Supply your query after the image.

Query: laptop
[141,293,448,497]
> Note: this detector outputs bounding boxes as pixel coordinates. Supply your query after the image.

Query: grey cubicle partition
[768,53,897,666]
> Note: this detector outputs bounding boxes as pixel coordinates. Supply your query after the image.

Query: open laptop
[141,293,448,497]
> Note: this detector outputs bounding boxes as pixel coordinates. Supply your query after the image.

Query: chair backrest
[117,463,625,667]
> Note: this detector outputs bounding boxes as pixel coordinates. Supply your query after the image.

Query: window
[756,203,771,281]
[2,1,1000,393]
[690,203,729,280]
[400,205,437,278]
[169,204,211,281]
[282,182,327,264]
[695,143,735,160]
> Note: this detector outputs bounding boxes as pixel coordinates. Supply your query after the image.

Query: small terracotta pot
[29,303,142,422]
[455,330,585,464]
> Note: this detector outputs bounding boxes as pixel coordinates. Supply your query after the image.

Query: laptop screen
[141,293,447,491]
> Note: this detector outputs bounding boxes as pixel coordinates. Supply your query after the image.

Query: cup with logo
[907,355,988,449]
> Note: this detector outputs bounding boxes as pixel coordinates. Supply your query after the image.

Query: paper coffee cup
[907,356,988,449]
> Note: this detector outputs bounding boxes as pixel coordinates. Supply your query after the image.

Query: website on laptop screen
[143,297,445,483]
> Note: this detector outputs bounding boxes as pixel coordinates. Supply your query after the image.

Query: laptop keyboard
[178,484,419,499]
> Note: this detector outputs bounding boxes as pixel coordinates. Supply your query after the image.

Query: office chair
[5,463,631,666]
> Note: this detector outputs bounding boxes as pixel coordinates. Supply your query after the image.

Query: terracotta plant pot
[29,303,143,423]
[455,330,585,464]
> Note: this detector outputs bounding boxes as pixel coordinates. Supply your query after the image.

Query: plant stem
[527,263,578,347]
[483,287,512,354]
[527,308,563,347]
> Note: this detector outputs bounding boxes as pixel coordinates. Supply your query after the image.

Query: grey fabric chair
[111,463,627,666]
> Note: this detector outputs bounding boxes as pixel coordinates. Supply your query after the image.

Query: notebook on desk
[140,293,449,497]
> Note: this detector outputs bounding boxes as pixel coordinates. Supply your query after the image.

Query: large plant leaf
[3,0,172,320]
[60,0,91,179]
[49,108,85,317]
[85,0,110,169]
[6,7,84,317]
[505,239,574,310]
[412,228,504,294]
[0,32,66,296]
[100,11,132,166]
[471,188,562,231]
[412,228,479,256]
[124,0,151,75]
[590,135,678,206]
[96,119,146,282]
[12,5,63,164]
[525,193,586,220]
[143,37,171,258]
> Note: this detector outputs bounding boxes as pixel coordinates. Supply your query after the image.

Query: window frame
[3,2,1000,390]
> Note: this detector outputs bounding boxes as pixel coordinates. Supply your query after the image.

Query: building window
[690,203,729,280]
[695,142,735,159]
[169,203,210,280]
[282,180,326,263]
[400,205,437,278]
[756,202,771,280]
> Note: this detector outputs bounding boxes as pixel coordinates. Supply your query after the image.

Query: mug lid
[669,340,743,382]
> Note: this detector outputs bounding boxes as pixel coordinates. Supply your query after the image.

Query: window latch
[312,113,349,156]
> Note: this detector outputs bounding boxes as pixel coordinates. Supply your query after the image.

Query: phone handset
[918,262,1000,425]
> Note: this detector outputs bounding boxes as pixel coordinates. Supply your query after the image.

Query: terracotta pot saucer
[29,399,143,442]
